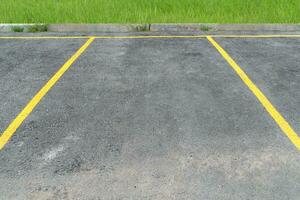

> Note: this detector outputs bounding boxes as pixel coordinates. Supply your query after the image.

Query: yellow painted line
[0,35,206,39]
[0,36,90,39]
[93,34,300,39]
[0,37,95,150]
[94,35,207,39]
[207,36,300,150]
[211,35,300,38]
[0,35,300,39]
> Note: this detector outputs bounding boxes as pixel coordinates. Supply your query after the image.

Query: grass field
[0,0,299,23]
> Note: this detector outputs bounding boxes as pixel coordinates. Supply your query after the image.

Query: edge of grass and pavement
[1,23,300,33]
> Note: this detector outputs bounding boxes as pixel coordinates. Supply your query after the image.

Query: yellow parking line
[207,36,300,150]
[0,35,300,39]
[0,37,95,150]
[93,35,300,39]
[94,35,206,39]
[0,36,90,39]
[0,35,206,39]
[211,35,300,38]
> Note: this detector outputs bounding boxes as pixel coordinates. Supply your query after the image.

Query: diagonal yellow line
[0,37,95,150]
[207,36,300,150]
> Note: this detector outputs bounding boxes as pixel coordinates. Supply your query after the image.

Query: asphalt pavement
[0,32,299,200]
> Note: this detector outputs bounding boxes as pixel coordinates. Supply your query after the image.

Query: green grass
[27,25,48,32]
[0,0,299,23]
[11,26,24,32]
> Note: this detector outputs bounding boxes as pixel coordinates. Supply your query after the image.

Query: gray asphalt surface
[0,33,299,200]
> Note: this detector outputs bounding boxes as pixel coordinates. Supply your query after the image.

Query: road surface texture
[0,32,299,200]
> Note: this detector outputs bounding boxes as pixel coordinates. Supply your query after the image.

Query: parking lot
[0,33,299,199]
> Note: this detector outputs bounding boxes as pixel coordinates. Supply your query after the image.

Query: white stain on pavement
[43,145,65,161]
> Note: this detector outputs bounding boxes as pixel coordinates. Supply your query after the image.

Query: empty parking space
[215,38,300,135]
[0,35,299,199]
[0,39,86,134]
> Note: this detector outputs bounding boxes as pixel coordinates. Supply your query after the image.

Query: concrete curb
[150,23,300,32]
[47,24,150,32]
[0,24,47,32]
[1,23,300,33]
